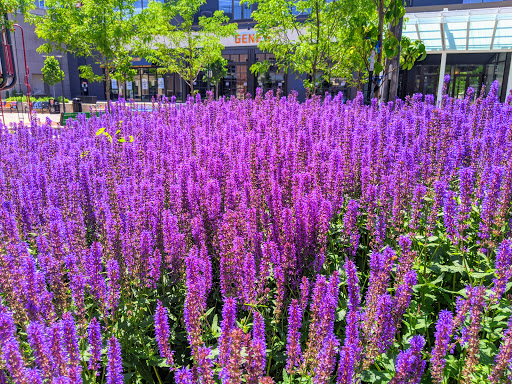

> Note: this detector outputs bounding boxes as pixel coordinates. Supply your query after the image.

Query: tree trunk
[373,0,385,100]
[53,85,56,98]
[189,82,194,96]
[381,2,404,102]
[216,83,219,100]
[388,8,404,102]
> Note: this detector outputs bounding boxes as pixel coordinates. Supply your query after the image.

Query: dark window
[219,1,253,20]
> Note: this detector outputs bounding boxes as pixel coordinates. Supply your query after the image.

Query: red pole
[0,90,5,126]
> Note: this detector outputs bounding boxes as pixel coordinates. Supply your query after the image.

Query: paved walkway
[1,112,61,127]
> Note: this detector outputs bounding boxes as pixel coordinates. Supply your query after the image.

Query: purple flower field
[0,80,511,383]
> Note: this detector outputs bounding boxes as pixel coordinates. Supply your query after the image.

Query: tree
[203,57,228,99]
[41,55,64,98]
[243,0,373,97]
[0,0,33,29]
[369,0,426,100]
[138,0,237,95]
[31,0,139,111]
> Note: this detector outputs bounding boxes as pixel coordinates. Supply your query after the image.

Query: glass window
[219,0,232,17]
[234,1,242,19]
[243,3,252,19]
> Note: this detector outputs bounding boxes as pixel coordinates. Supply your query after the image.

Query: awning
[403,7,512,52]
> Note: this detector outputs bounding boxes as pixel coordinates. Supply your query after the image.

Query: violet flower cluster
[0,84,511,383]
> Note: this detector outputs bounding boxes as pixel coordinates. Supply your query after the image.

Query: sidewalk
[1,112,61,127]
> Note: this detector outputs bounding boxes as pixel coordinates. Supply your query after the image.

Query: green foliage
[41,56,64,87]
[95,126,134,144]
[202,57,228,87]
[138,0,237,94]
[0,0,33,29]
[4,96,69,102]
[31,0,139,105]
[244,0,374,96]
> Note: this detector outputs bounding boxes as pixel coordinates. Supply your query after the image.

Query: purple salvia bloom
[106,258,121,313]
[390,335,426,384]
[364,247,396,340]
[337,346,356,384]
[443,189,459,243]
[196,346,215,384]
[243,251,257,306]
[51,377,73,384]
[374,294,396,354]
[184,245,212,353]
[343,200,360,256]
[26,369,43,384]
[27,321,54,380]
[147,249,162,288]
[247,311,266,383]
[489,314,512,383]
[2,337,31,384]
[0,310,15,343]
[286,299,303,373]
[461,286,486,382]
[338,260,361,384]
[410,185,426,230]
[430,310,454,384]
[345,260,360,312]
[458,167,474,231]
[154,300,174,366]
[491,239,512,304]
[313,335,339,384]
[299,276,310,312]
[87,242,106,303]
[175,367,194,384]
[62,313,82,383]
[428,181,446,234]
[88,317,102,374]
[106,336,123,384]
[65,253,86,318]
[219,297,237,369]
[49,321,68,376]
[392,270,417,325]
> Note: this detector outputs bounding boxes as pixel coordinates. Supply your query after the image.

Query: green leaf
[96,128,106,136]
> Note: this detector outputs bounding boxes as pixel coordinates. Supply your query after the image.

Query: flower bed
[0,81,511,383]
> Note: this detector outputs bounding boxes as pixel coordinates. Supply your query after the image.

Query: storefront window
[220,1,253,20]
[446,53,507,100]
[255,53,285,95]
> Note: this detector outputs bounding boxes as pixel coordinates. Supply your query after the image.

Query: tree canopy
[245,0,425,98]
[41,55,64,97]
[138,0,237,95]
[32,0,139,108]
[0,0,33,29]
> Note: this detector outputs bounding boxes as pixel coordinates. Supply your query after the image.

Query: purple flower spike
[430,310,454,384]
[489,315,512,383]
[106,336,123,384]
[154,300,174,366]
[286,299,303,373]
[175,367,194,384]
[88,317,102,374]
[391,335,426,384]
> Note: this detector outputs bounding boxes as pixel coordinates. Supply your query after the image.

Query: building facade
[107,0,512,103]
[3,0,512,103]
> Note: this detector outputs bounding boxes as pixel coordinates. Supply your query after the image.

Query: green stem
[153,366,164,384]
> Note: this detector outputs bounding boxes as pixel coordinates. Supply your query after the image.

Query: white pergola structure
[403,6,512,102]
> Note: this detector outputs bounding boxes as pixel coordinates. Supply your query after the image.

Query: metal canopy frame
[404,7,512,53]
[403,6,512,103]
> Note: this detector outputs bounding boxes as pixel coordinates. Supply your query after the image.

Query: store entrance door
[451,74,483,99]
